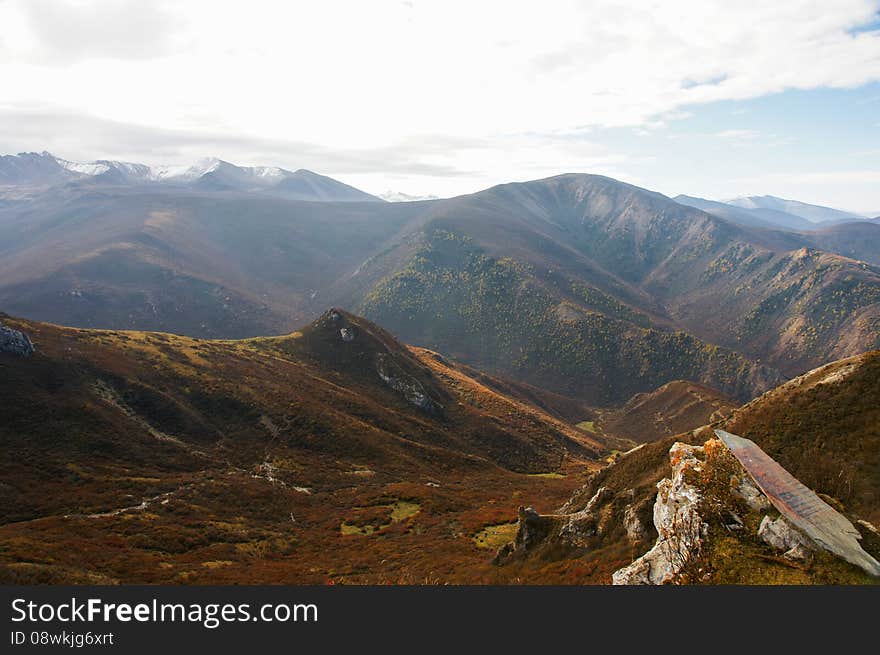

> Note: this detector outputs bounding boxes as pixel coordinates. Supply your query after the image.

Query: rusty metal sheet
[715,429,880,577]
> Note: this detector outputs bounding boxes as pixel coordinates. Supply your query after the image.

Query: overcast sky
[1,0,879,211]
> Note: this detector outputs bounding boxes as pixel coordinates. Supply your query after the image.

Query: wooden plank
[715,429,880,577]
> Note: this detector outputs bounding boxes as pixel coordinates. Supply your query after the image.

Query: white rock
[559,486,612,546]
[623,504,648,542]
[758,515,811,553]
[612,443,706,585]
[733,473,771,512]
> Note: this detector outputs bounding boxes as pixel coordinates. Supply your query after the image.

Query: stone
[558,487,612,546]
[516,506,553,551]
[623,502,649,542]
[856,519,879,535]
[339,327,355,342]
[493,506,554,564]
[0,323,35,356]
[732,473,771,512]
[758,515,811,553]
[375,353,439,413]
[612,442,706,585]
[783,544,812,563]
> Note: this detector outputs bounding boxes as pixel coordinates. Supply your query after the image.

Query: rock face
[492,506,555,564]
[612,442,707,585]
[624,501,650,542]
[557,487,614,547]
[493,486,623,564]
[375,352,439,414]
[0,322,34,356]
[758,516,813,562]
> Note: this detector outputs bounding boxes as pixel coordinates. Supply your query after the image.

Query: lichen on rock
[612,442,707,585]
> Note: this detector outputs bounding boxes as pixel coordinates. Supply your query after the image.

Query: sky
[1,0,879,213]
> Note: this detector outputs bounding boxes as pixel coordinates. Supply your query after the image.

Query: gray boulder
[758,515,812,562]
[0,323,34,356]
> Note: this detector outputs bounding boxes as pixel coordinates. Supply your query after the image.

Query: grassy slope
[0,311,602,584]
[600,380,737,443]
[724,351,880,525]
[494,350,880,584]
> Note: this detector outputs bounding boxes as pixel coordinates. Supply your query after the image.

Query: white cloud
[0,0,878,196]
[714,129,761,140]
[4,0,180,62]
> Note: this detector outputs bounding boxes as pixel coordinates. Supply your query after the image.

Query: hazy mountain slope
[273,169,381,201]
[0,187,423,336]
[803,221,880,266]
[667,245,880,374]
[727,195,864,224]
[2,172,878,404]
[359,175,880,382]
[0,152,74,186]
[0,310,601,584]
[674,194,815,231]
[676,194,880,266]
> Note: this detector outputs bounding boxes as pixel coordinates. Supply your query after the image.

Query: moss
[473,523,519,549]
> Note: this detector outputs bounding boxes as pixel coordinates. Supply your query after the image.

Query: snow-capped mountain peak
[0,151,381,201]
[379,189,440,202]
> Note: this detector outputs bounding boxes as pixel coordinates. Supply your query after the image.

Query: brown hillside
[0,310,603,584]
[601,380,736,443]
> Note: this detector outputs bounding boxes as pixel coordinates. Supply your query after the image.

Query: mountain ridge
[0,151,380,201]
[2,169,878,405]
[0,309,606,583]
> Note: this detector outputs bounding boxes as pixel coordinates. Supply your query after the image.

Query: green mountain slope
[361,229,781,404]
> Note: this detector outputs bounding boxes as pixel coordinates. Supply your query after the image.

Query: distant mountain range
[675,193,870,232]
[3,152,880,586]
[379,190,441,202]
[725,195,866,224]
[3,161,879,406]
[0,151,381,202]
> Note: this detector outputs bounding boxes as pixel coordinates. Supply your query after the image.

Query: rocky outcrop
[493,487,623,564]
[612,442,707,585]
[375,352,440,414]
[557,486,613,547]
[493,506,555,564]
[0,322,34,356]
